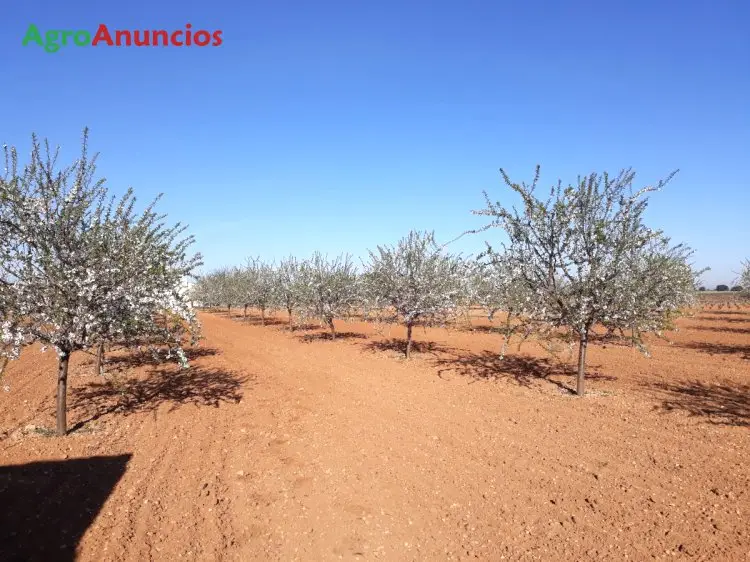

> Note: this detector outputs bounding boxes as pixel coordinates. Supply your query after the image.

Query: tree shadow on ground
[94,346,219,374]
[648,380,750,427]
[0,454,131,562]
[238,315,288,327]
[691,326,750,335]
[586,332,642,348]
[297,331,368,343]
[70,363,247,431]
[457,324,498,334]
[432,351,614,393]
[676,341,750,360]
[701,310,750,316]
[288,323,324,332]
[362,338,455,358]
[201,309,232,316]
[696,315,750,324]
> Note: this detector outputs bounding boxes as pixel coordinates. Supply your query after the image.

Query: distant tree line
[699,284,745,292]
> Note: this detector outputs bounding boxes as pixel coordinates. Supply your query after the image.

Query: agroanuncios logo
[22,23,223,53]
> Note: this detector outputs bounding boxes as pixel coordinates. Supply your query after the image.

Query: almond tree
[473,166,698,395]
[365,231,465,358]
[193,269,236,311]
[191,274,220,308]
[0,131,201,434]
[210,267,241,317]
[192,268,245,316]
[244,257,276,326]
[226,266,251,320]
[0,220,22,377]
[0,292,23,379]
[359,270,390,324]
[601,238,701,349]
[88,189,202,375]
[469,252,532,358]
[301,252,359,338]
[276,256,307,329]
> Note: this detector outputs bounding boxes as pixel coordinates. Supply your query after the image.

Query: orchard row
[2,132,745,437]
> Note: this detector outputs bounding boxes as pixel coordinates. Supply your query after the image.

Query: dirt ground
[1,305,749,561]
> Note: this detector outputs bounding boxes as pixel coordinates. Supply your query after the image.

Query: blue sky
[2,0,748,286]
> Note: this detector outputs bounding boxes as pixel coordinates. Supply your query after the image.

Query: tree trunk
[405,323,414,359]
[328,317,336,339]
[261,307,265,326]
[500,313,513,359]
[500,333,508,359]
[288,307,294,330]
[0,356,8,378]
[243,304,247,320]
[95,342,105,376]
[576,333,588,396]
[228,304,231,318]
[56,351,71,436]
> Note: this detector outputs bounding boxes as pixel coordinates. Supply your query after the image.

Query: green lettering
[22,24,43,47]
[73,30,91,46]
[45,30,60,53]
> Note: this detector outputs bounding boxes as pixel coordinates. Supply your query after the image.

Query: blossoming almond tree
[473,166,699,395]
[0,208,22,377]
[0,292,23,380]
[365,231,465,358]
[88,188,202,374]
[301,252,359,338]
[214,267,242,317]
[0,131,201,434]
[600,237,702,348]
[276,256,307,329]
[244,257,277,326]
[469,251,535,358]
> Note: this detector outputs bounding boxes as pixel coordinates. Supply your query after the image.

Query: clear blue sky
[2,0,748,286]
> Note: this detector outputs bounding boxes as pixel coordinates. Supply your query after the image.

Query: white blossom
[364,231,465,358]
[472,166,703,395]
[0,129,202,434]
[298,252,360,338]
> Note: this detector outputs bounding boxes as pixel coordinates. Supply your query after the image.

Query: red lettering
[152,30,168,46]
[185,23,192,46]
[133,30,149,46]
[194,30,211,46]
[212,30,223,46]
[170,30,183,46]
[91,24,113,46]
[115,30,131,46]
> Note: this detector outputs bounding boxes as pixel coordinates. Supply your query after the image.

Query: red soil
[1,307,749,561]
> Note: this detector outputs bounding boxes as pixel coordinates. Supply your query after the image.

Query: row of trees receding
[0,132,201,435]
[1,131,718,438]
[194,167,705,395]
[193,233,467,359]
